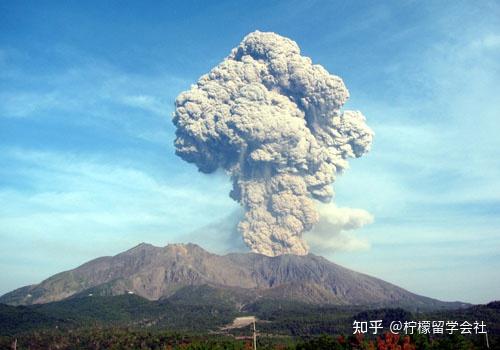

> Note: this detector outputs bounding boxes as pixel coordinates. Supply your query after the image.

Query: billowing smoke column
[173,31,373,256]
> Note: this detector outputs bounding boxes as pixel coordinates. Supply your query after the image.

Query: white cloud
[470,34,500,50]
[120,94,169,117]
[305,204,373,253]
[0,51,188,144]
[0,148,236,255]
[0,92,63,118]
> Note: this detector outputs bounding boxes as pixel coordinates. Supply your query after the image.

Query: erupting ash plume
[173,31,373,256]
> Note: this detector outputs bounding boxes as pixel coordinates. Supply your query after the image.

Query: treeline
[1,298,499,348]
[0,329,494,350]
[0,294,238,335]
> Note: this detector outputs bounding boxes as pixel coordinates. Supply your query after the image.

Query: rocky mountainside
[0,243,466,310]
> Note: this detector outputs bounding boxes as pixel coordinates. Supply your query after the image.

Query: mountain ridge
[0,242,468,311]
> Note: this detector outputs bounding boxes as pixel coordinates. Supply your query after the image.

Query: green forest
[1,296,498,349]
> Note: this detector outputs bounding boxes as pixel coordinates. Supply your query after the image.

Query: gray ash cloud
[173,31,373,256]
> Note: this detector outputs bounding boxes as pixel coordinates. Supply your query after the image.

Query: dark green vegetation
[1,294,498,349]
[0,327,496,349]
[0,293,238,335]
[0,330,254,350]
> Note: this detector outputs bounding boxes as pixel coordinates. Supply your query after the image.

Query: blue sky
[1,0,499,303]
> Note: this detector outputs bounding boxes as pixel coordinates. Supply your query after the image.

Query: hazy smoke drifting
[305,204,374,253]
[173,31,373,256]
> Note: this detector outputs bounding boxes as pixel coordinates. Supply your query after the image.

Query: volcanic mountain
[0,243,466,310]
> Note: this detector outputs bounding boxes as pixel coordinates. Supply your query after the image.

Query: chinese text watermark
[352,320,487,335]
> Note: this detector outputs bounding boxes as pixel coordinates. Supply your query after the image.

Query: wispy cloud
[0,147,236,294]
[305,204,373,254]
[0,49,188,145]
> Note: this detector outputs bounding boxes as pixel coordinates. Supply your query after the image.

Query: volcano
[0,243,466,311]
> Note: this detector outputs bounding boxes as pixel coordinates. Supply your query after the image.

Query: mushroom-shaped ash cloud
[173,31,373,256]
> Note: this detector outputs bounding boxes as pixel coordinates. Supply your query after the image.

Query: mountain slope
[0,243,466,310]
